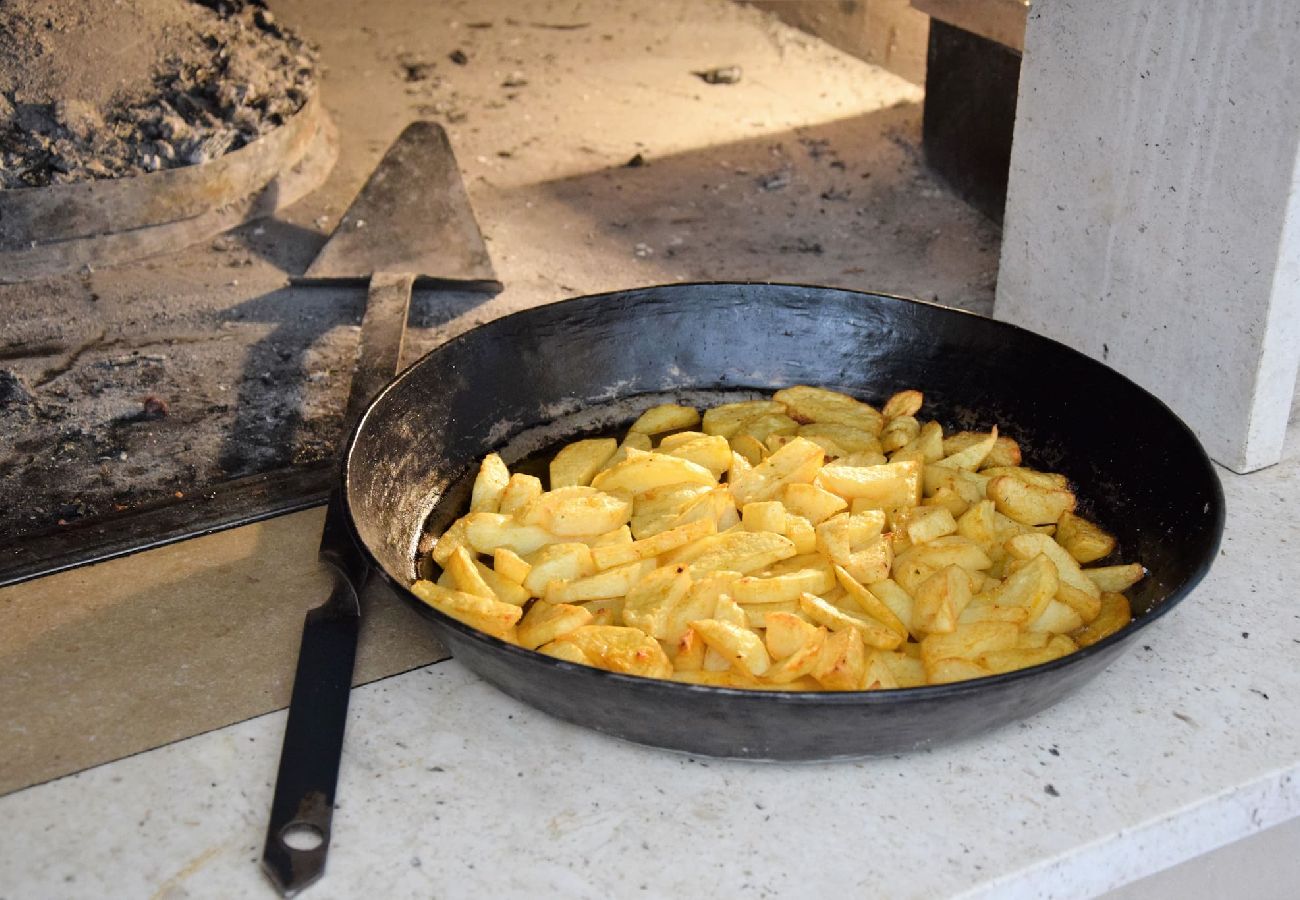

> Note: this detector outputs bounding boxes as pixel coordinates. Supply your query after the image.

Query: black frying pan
[346,283,1223,759]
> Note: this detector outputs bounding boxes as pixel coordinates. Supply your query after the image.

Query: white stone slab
[1,415,1299,899]
[995,0,1300,473]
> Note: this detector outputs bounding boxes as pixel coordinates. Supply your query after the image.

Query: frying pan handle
[260,564,362,896]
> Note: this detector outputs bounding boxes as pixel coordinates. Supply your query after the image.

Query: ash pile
[0,0,317,188]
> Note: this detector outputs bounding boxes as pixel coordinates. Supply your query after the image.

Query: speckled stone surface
[1,424,1297,899]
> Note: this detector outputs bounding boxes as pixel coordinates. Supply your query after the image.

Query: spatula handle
[260,565,361,896]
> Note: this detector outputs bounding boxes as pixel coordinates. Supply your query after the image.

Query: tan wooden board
[0,507,447,796]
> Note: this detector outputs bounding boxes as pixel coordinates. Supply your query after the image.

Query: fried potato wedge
[988,474,1076,526]
[782,482,849,524]
[517,600,595,650]
[1084,563,1145,592]
[520,486,632,537]
[812,626,868,690]
[591,516,715,570]
[592,449,717,494]
[732,568,836,604]
[411,580,522,642]
[629,403,701,435]
[464,512,560,556]
[702,400,787,439]
[672,530,797,576]
[1073,592,1133,647]
[664,434,732,479]
[921,621,1019,666]
[729,437,825,506]
[834,565,908,640]
[1005,533,1100,600]
[815,459,922,510]
[882,389,923,419]
[799,592,902,649]
[549,438,619,489]
[470,452,510,513]
[691,618,772,677]
[544,559,655,604]
[1055,511,1117,564]
[552,625,673,678]
[735,412,800,444]
[523,543,596,596]
[498,472,544,516]
[774,385,883,434]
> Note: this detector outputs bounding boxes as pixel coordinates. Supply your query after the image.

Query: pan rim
[343,280,1226,702]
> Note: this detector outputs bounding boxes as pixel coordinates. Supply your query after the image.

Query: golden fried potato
[702,400,787,439]
[1005,533,1100,600]
[812,626,868,689]
[912,565,974,635]
[1073,592,1133,647]
[597,432,654,474]
[933,427,998,471]
[691,618,771,677]
[741,500,788,534]
[629,403,701,435]
[591,516,715,570]
[1055,511,1117,564]
[729,437,825,506]
[735,412,800,444]
[492,547,532,585]
[879,415,921,453]
[592,449,716,494]
[782,482,849,524]
[774,385,883,434]
[497,472,544,516]
[797,423,882,456]
[552,625,673,678]
[799,592,902,650]
[815,459,922,510]
[834,565,908,640]
[671,530,797,576]
[410,580,522,642]
[731,568,836,604]
[520,486,632,537]
[544,559,655,604]
[730,433,769,466]
[925,657,992,684]
[988,474,1076,526]
[1083,563,1145,592]
[517,600,595,650]
[470,452,511,513]
[549,438,619,489]
[523,543,596,596]
[882,389,923,419]
[464,512,559,556]
[663,434,732,479]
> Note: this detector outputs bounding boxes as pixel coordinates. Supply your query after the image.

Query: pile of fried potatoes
[411,385,1145,691]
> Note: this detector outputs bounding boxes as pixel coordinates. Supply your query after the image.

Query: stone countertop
[1,420,1297,899]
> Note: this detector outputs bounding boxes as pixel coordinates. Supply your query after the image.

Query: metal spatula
[261,121,499,896]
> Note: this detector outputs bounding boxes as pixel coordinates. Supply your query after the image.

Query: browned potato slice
[1073,592,1133,647]
[980,643,1071,674]
[538,640,594,665]
[549,438,619,489]
[879,415,920,453]
[430,516,471,566]
[523,543,596,596]
[816,459,922,510]
[1055,511,1117,564]
[729,437,825,506]
[896,535,993,574]
[799,592,902,649]
[630,482,713,539]
[517,600,595,650]
[597,432,654,474]
[410,580,522,642]
[492,547,532,585]
[798,423,882,455]
[729,434,769,466]
[470,453,510,513]
[552,625,673,679]
[498,472,544,516]
[985,553,1058,620]
[882,389,923,419]
[943,432,1022,469]
[875,650,927,687]
[1056,581,1102,624]
[663,434,732,479]
[545,559,655,604]
[464,512,559,556]
[866,578,918,640]
[657,430,707,451]
[781,482,848,525]
[732,568,836,604]
[774,385,883,434]
[520,486,632,537]
[763,630,829,684]
[741,500,787,534]
[981,466,1070,490]
[670,530,797,576]
[445,545,495,598]
[741,600,801,630]
[1005,533,1100,599]
[933,426,998,471]
[629,403,701,435]
[906,506,958,545]
[1026,599,1085,634]
[860,651,899,690]
[834,565,908,640]
[925,657,992,685]
[735,412,801,444]
[593,449,717,494]
[841,536,893,585]
[812,626,869,689]
[958,604,1030,626]
[1083,563,1146,592]
[591,516,715,570]
[895,421,945,463]
[921,621,1018,666]
[691,619,771,677]
[912,565,974,635]
[763,611,823,658]
[620,565,693,638]
[702,400,787,439]
[988,475,1076,526]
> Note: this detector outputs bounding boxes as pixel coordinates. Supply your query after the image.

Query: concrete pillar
[994,1,1300,473]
